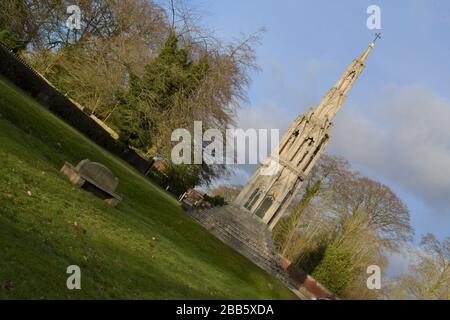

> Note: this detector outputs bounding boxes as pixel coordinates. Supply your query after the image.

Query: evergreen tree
[119,33,209,150]
[0,28,25,52]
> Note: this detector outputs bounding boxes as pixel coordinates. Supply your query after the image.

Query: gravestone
[60,159,122,206]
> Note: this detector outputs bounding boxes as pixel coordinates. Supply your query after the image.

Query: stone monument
[234,38,378,230]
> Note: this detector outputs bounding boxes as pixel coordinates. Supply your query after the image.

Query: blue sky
[189,0,450,244]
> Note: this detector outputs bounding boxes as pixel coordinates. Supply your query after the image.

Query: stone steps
[196,207,274,256]
[192,208,272,258]
[188,205,296,288]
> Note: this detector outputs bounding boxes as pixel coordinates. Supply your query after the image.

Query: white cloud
[331,84,450,215]
[217,83,450,222]
[386,248,415,279]
[215,101,292,186]
[234,101,292,132]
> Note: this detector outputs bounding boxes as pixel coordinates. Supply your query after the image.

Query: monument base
[187,205,309,299]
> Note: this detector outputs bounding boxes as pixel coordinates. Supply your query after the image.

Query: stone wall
[0,43,153,174]
[279,256,337,300]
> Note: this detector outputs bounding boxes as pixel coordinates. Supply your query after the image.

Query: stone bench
[60,159,122,206]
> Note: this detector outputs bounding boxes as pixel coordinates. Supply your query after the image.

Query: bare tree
[317,159,414,252]
[272,154,413,299]
[385,234,449,300]
[18,0,264,189]
[273,155,352,259]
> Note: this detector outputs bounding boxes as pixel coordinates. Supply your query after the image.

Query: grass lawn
[0,77,296,300]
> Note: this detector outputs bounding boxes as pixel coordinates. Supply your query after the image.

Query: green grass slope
[0,78,296,300]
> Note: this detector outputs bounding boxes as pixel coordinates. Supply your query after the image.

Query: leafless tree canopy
[6,1,263,174]
[273,155,414,299]
[384,234,449,300]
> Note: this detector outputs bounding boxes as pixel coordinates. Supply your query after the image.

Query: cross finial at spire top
[373,33,381,43]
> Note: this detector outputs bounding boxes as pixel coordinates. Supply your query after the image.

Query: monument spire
[314,38,376,121]
[234,38,376,230]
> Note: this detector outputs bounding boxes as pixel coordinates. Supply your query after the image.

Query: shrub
[310,244,355,295]
[0,29,24,52]
[203,194,226,207]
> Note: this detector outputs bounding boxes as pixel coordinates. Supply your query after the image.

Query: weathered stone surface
[60,162,85,187]
[187,205,308,299]
[76,159,118,193]
[60,159,122,206]
[234,42,376,230]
